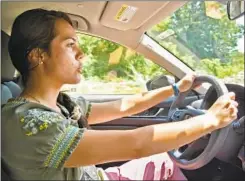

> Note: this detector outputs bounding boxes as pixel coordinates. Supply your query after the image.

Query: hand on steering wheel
[206,92,238,129]
[176,73,198,93]
[168,75,238,170]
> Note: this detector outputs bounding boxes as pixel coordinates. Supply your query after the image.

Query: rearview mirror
[227,1,244,20]
[146,75,175,91]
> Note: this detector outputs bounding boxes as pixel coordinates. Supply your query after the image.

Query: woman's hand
[207,92,238,129]
[176,73,196,93]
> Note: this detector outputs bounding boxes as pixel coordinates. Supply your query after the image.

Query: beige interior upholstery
[100,1,169,31]
[1,1,186,49]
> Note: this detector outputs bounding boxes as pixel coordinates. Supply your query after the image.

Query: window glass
[61,33,171,94]
[147,1,244,86]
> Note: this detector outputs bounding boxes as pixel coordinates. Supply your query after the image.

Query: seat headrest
[1,84,12,105]
[4,81,22,98]
[1,30,15,81]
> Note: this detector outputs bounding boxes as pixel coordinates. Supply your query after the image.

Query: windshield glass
[147,1,244,86]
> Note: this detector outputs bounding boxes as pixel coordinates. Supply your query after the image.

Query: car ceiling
[1,1,186,49]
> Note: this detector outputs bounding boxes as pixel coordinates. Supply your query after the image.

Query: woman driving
[2,9,238,180]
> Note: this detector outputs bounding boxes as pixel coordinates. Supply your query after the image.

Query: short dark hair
[8,8,73,86]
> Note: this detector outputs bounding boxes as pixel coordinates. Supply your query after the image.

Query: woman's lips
[77,66,83,73]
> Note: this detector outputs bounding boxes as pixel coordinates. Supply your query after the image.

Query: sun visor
[99,1,169,31]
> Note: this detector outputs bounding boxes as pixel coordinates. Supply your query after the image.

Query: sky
[236,16,244,53]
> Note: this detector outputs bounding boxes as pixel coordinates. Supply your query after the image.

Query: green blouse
[1,94,102,180]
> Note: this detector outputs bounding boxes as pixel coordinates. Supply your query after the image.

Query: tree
[147,1,244,81]
[148,1,244,62]
[78,34,168,83]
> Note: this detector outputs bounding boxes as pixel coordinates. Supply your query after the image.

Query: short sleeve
[19,108,85,170]
[72,96,92,119]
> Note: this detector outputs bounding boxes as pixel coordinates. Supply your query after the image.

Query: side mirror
[227,1,245,20]
[146,75,175,91]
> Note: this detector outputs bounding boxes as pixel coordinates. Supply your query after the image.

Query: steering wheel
[167,75,230,170]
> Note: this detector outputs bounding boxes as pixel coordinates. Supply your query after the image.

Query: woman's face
[43,18,84,85]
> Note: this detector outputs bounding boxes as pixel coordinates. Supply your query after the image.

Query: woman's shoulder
[2,97,28,113]
[2,97,66,136]
[2,97,58,115]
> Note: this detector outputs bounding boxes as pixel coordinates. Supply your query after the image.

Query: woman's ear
[27,48,47,64]
[27,48,48,70]
[39,48,48,62]
[27,48,39,63]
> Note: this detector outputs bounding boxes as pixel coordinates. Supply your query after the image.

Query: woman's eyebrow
[63,36,78,42]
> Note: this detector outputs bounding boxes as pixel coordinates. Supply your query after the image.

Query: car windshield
[147,1,244,86]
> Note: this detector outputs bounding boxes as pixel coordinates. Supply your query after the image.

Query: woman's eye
[68,42,75,47]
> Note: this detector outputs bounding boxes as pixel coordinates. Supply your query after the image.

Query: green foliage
[149,1,244,61]
[78,34,168,83]
[147,1,244,80]
[78,34,119,79]
[190,51,244,79]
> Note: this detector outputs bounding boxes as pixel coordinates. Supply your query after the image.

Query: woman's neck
[21,79,62,111]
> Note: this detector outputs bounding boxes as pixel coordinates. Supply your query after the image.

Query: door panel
[91,116,169,130]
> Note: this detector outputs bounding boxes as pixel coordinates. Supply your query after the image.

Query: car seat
[1,30,22,181]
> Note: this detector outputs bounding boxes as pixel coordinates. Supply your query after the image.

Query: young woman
[2,9,238,180]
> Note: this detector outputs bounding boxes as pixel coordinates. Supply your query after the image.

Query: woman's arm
[64,93,238,167]
[87,74,195,125]
[87,85,174,125]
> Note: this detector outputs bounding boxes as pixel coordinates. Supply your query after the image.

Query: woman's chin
[74,75,82,84]
[70,78,81,85]
[63,74,81,85]
[63,79,80,85]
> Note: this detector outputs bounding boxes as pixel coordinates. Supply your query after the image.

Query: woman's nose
[76,46,84,61]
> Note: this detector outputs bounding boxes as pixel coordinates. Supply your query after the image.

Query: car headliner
[1,1,186,50]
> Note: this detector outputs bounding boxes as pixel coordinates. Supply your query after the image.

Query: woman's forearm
[88,74,197,124]
[65,113,217,167]
[88,86,175,124]
[134,113,216,158]
[120,85,174,115]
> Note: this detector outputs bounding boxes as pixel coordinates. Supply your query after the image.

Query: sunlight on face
[46,19,84,85]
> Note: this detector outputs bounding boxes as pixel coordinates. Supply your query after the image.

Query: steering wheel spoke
[170,106,206,121]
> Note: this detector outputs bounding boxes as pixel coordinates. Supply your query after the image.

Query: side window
[14,70,20,78]
[61,33,171,95]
